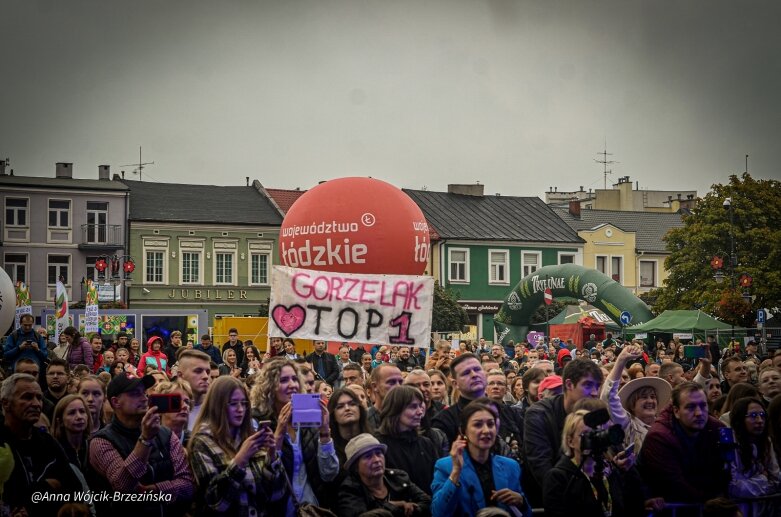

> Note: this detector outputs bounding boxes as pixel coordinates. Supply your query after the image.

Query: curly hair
[251,357,304,416]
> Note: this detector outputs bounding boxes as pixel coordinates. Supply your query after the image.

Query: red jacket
[137,337,169,376]
[638,404,729,503]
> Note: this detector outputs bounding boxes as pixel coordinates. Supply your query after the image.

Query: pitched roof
[265,188,306,214]
[402,189,583,243]
[123,179,283,225]
[0,174,129,191]
[553,208,684,253]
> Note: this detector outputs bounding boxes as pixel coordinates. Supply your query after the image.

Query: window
[611,256,623,283]
[596,256,607,275]
[86,255,100,282]
[47,255,70,285]
[5,198,27,226]
[250,252,270,285]
[489,250,509,284]
[86,202,108,243]
[640,260,657,287]
[4,254,27,283]
[146,251,165,283]
[522,252,541,277]
[448,248,469,282]
[48,199,70,228]
[215,252,234,284]
[182,251,201,284]
[559,254,576,265]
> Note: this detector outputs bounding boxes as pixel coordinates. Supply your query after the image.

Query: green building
[123,179,283,318]
[404,184,584,341]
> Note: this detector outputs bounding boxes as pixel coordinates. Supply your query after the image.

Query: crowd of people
[2,314,781,517]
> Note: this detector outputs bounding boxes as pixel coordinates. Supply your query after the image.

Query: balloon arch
[493,264,654,345]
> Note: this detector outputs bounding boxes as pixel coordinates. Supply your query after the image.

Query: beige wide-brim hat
[344,433,387,471]
[618,376,672,411]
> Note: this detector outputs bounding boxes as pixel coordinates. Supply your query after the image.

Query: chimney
[246,176,250,187]
[569,200,581,218]
[677,193,682,200]
[98,165,110,180]
[579,185,584,192]
[0,158,6,176]
[447,183,484,197]
[56,162,73,178]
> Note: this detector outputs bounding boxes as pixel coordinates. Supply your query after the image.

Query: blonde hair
[561,409,590,457]
[52,395,92,441]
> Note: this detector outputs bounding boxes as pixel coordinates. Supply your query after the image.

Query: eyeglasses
[746,411,767,420]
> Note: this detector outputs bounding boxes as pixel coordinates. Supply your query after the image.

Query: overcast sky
[2,0,779,199]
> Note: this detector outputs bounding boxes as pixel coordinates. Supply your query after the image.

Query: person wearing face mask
[431,401,531,517]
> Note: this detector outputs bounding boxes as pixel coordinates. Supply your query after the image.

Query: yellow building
[554,204,684,295]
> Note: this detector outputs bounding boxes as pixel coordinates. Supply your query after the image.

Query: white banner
[268,266,434,348]
[14,306,32,329]
[84,304,99,333]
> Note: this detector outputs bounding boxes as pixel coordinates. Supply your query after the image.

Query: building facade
[546,176,697,213]
[0,163,129,318]
[124,179,283,318]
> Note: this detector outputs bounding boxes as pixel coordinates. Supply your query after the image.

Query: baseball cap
[538,375,563,392]
[107,372,156,399]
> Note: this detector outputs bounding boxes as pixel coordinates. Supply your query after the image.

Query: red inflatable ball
[279,177,430,275]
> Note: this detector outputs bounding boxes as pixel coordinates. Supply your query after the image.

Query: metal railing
[79,224,124,248]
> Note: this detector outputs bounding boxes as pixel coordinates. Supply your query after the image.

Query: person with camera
[431,400,532,517]
[189,376,285,516]
[3,313,48,372]
[542,403,648,517]
[250,357,339,514]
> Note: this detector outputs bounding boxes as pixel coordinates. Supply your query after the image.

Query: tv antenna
[120,146,154,181]
[595,141,618,189]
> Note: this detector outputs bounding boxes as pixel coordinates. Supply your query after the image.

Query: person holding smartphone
[189,376,285,516]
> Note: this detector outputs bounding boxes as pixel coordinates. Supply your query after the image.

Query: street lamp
[94,254,135,304]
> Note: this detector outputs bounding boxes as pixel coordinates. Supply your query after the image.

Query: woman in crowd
[241,345,262,377]
[137,336,169,377]
[152,379,193,446]
[431,401,532,517]
[543,406,646,517]
[111,361,126,378]
[61,327,93,369]
[428,369,451,406]
[728,397,781,515]
[52,331,70,359]
[189,376,285,516]
[339,433,431,517]
[219,349,242,377]
[672,344,694,372]
[769,395,781,462]
[706,377,723,413]
[376,385,441,495]
[510,375,525,405]
[127,337,142,366]
[328,387,370,465]
[251,358,339,513]
[720,383,760,425]
[52,394,92,473]
[77,375,106,435]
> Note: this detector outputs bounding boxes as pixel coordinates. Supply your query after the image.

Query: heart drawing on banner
[271,304,306,336]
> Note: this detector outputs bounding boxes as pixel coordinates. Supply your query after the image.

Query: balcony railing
[79,224,124,249]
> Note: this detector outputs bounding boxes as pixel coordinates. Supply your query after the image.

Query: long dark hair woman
[728,397,781,501]
[328,387,370,464]
[189,376,283,516]
[376,385,442,495]
[250,358,339,514]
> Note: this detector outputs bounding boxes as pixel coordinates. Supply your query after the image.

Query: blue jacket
[195,344,222,365]
[431,452,532,517]
[4,328,47,369]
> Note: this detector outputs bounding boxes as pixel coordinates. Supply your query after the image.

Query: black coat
[338,469,431,517]
[306,351,340,385]
[376,431,442,495]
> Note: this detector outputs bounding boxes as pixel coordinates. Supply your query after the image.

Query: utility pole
[120,146,154,181]
[595,141,618,189]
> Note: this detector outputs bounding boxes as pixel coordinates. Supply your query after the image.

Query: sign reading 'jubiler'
[268,266,434,348]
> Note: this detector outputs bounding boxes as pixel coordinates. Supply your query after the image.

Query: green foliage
[431,282,469,332]
[653,173,781,327]
[530,299,572,324]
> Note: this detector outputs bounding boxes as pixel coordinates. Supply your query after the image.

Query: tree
[652,173,781,327]
[431,282,469,332]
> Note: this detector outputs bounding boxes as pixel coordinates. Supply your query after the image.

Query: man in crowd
[537,375,563,400]
[517,367,546,416]
[221,327,244,366]
[300,365,317,393]
[585,333,598,350]
[306,339,339,386]
[759,366,781,404]
[394,346,417,374]
[195,334,222,365]
[524,359,603,488]
[659,361,686,388]
[639,382,727,503]
[491,344,511,371]
[89,372,194,515]
[1,373,82,515]
[113,331,130,352]
[366,364,403,429]
[3,314,47,372]
[410,346,425,368]
[42,358,69,420]
[269,336,284,357]
[336,345,357,387]
[164,330,183,367]
[645,362,661,377]
[35,325,57,355]
[177,349,211,429]
[342,363,365,387]
[720,356,749,394]
[12,358,54,418]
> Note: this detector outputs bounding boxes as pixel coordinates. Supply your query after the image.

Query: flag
[55,280,70,343]
[84,279,99,333]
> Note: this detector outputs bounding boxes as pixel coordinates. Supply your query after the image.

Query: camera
[580,408,625,457]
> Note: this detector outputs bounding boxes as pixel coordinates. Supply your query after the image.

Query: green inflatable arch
[493,264,654,345]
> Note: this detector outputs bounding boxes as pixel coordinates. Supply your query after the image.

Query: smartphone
[291,393,322,427]
[624,443,635,456]
[683,345,706,359]
[148,393,183,413]
[257,419,271,430]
